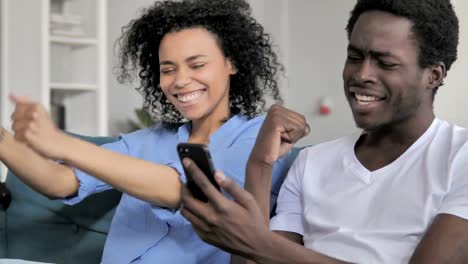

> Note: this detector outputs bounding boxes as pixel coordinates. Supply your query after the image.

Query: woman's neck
[189,112,231,144]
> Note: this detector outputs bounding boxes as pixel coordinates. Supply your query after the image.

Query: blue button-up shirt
[64,114,291,264]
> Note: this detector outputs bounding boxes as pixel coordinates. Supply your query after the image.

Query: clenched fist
[10,94,68,160]
[250,104,310,167]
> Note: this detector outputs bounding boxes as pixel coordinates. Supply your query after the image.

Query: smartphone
[177,143,220,202]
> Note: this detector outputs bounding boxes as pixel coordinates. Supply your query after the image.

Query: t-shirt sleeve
[270,150,299,215]
[63,137,130,205]
[270,150,305,236]
[437,143,468,219]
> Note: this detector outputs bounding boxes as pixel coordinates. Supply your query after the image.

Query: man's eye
[379,61,398,69]
[347,55,362,62]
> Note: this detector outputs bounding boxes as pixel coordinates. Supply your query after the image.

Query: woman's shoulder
[228,114,265,138]
[118,124,178,143]
[236,113,265,129]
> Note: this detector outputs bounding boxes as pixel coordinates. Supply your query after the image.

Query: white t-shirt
[270,118,468,264]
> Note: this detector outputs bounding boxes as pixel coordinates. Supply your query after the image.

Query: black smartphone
[177,143,220,202]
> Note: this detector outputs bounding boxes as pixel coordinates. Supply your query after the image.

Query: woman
[2,0,289,263]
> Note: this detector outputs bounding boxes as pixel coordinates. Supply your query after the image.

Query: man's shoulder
[302,134,356,152]
[297,133,357,162]
[434,118,468,151]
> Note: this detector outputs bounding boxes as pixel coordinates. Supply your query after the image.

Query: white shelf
[50,82,97,91]
[50,35,97,46]
[0,0,108,136]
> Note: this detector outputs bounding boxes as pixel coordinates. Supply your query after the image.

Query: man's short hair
[345,0,459,73]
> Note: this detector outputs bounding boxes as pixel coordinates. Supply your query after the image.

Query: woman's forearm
[0,128,78,198]
[59,134,182,208]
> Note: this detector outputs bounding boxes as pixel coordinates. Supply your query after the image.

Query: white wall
[249,0,357,146]
[435,1,468,127]
[107,0,152,136]
[284,0,358,146]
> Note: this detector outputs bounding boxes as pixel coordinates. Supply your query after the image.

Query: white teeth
[355,94,378,103]
[177,90,204,102]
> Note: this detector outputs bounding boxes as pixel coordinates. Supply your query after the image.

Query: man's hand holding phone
[180,158,271,260]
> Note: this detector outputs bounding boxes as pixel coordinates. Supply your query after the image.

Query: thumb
[215,171,253,208]
[9,93,30,104]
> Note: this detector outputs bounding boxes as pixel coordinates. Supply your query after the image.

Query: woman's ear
[427,62,446,90]
[227,58,238,75]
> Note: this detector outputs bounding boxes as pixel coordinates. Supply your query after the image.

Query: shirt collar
[177,114,248,151]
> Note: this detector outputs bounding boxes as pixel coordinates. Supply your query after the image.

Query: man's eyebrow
[347,44,394,58]
[347,44,361,53]
[159,54,208,66]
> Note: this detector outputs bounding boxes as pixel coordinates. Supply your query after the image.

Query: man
[181,0,468,263]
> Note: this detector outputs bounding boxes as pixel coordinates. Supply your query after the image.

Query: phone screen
[177,143,220,202]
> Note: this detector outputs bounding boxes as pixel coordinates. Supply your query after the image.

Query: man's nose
[353,58,376,83]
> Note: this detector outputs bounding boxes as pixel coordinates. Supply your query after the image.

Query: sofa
[0,134,300,264]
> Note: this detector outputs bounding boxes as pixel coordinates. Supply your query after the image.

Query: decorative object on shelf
[50,13,85,37]
[319,96,333,116]
[51,102,66,130]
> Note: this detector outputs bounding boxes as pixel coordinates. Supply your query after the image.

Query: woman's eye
[160,69,175,74]
[192,63,205,69]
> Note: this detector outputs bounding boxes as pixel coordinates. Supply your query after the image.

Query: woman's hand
[10,94,69,160]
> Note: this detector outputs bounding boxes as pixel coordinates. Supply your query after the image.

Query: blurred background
[0,0,467,147]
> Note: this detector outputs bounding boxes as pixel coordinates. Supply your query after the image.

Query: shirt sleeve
[270,150,305,236]
[270,150,299,216]
[437,143,468,219]
[63,136,130,205]
[149,159,188,227]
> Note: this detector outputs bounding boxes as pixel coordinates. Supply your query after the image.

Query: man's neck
[355,113,435,171]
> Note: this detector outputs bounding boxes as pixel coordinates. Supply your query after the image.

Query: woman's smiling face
[158,27,237,122]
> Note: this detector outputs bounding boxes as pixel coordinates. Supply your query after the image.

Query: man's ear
[427,62,446,90]
[227,58,238,75]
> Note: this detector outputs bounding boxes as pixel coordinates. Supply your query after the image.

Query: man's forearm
[245,159,273,223]
[253,232,349,264]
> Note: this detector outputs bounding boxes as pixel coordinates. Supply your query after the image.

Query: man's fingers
[215,171,254,208]
[181,184,228,231]
[180,206,211,233]
[182,158,227,208]
[285,123,309,143]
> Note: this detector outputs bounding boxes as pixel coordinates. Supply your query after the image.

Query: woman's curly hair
[117,0,283,127]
